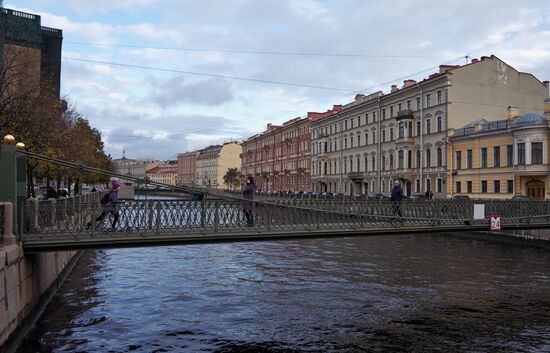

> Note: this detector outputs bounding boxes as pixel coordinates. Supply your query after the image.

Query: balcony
[395,136,414,145]
[297,167,308,174]
[514,163,549,174]
[396,109,414,121]
[347,172,364,181]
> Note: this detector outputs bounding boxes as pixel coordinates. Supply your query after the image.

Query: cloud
[148,76,234,107]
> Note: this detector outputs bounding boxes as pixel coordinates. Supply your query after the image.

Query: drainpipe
[337,112,344,193]
[416,82,424,193]
[377,96,382,193]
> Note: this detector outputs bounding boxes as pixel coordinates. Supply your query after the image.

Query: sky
[7,0,550,160]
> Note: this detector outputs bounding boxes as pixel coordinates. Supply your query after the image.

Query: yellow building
[195,142,242,189]
[447,99,550,199]
[145,165,178,186]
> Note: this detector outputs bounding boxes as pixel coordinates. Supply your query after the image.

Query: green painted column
[0,138,27,234]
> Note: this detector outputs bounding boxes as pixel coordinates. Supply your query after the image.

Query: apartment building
[176,151,199,187]
[310,55,549,197]
[145,165,178,186]
[241,106,341,192]
[448,99,550,199]
[195,142,241,189]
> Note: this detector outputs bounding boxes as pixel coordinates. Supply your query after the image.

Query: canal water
[16,233,550,352]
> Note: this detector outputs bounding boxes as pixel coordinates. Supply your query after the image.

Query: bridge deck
[19,199,550,252]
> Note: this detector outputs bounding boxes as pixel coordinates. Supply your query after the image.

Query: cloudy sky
[8,0,550,159]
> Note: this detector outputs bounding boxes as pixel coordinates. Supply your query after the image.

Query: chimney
[354,94,365,104]
[471,58,479,63]
[507,106,520,120]
[480,56,490,61]
[402,79,417,88]
[391,84,399,93]
[544,98,550,118]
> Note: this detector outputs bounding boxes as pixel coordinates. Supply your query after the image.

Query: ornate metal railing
[20,198,550,242]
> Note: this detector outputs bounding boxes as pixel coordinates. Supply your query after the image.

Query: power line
[62,57,357,92]
[64,41,449,59]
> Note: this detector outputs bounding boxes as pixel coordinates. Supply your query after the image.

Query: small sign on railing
[490,215,502,231]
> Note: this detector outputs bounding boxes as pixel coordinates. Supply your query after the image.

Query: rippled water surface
[18,234,550,352]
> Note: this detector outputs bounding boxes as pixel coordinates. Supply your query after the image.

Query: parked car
[452,195,471,201]
[353,193,366,200]
[320,192,333,199]
[332,192,344,199]
[367,192,387,201]
[310,192,320,199]
[511,195,532,201]
[407,192,429,201]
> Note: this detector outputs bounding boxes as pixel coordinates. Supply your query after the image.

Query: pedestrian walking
[391,180,403,220]
[86,180,121,231]
[243,176,256,227]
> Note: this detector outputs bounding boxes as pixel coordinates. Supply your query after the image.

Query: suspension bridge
[2,140,550,252]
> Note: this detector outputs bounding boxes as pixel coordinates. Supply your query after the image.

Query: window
[456,181,461,193]
[532,142,543,164]
[426,149,431,167]
[493,146,500,167]
[382,130,386,142]
[344,138,348,149]
[357,135,361,146]
[390,106,393,117]
[437,178,442,193]
[494,180,500,193]
[507,145,513,166]
[437,147,442,167]
[345,120,348,130]
[373,111,377,122]
[456,151,462,169]
[426,119,431,134]
[437,116,442,132]
[350,136,354,148]
[365,113,369,124]
[481,180,488,193]
[372,156,376,171]
[358,116,361,126]
[467,150,472,169]
[437,91,442,105]
[382,155,386,171]
[416,150,421,168]
[408,122,413,137]
[398,150,404,169]
[426,179,431,193]
[481,148,487,168]
[382,109,386,120]
[390,128,394,141]
[416,179,420,192]
[417,121,421,136]
[518,143,525,165]
[365,133,368,145]
[350,159,353,172]
[372,131,376,144]
[507,180,513,193]
[351,120,354,129]
[398,103,402,111]
[408,150,412,168]
[399,122,404,139]
[467,181,472,193]
[407,100,411,110]
[390,154,394,170]
[426,94,431,107]
[416,97,421,110]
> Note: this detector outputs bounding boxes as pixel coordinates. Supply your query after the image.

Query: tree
[223,168,241,190]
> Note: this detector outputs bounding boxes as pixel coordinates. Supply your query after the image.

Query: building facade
[241,106,341,192]
[177,151,198,187]
[448,99,550,199]
[310,55,550,197]
[145,165,178,186]
[112,157,160,183]
[195,142,242,189]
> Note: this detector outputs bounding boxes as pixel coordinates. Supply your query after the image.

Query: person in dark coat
[243,176,256,227]
[86,181,121,231]
[390,180,403,219]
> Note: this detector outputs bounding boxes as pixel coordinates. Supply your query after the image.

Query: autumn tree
[223,168,241,190]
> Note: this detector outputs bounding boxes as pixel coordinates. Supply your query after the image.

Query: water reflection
[18,234,550,352]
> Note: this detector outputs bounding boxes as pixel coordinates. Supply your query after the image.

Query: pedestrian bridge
[15,198,550,252]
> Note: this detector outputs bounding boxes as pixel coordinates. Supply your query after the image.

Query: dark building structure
[0,6,63,98]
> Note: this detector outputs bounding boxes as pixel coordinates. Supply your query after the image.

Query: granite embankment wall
[0,201,81,352]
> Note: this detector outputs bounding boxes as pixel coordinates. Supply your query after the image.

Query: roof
[146,165,177,174]
[512,112,548,129]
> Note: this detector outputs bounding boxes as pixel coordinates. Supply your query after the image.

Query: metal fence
[0,203,4,237]
[19,198,550,242]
